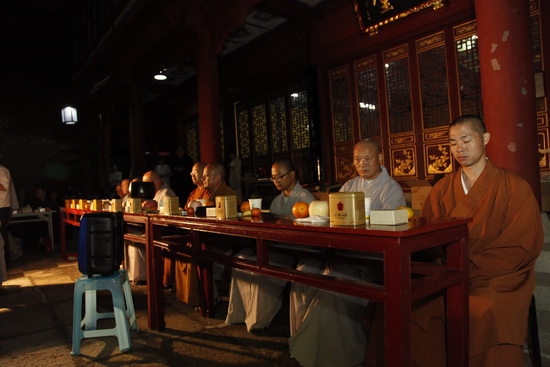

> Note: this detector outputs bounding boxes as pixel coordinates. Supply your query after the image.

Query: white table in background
[9,210,56,249]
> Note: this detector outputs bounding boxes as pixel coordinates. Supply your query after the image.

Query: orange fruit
[292,201,309,218]
[397,206,414,219]
[251,208,261,217]
[240,201,251,213]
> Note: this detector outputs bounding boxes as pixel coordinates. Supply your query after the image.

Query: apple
[251,208,261,217]
[186,207,195,216]
[142,199,158,212]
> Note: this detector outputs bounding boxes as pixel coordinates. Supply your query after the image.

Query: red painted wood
[475,0,540,204]
[143,213,470,366]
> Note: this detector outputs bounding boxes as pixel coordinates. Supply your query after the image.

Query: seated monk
[364,115,543,367]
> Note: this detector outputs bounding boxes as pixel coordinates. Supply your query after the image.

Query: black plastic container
[129,181,155,200]
[78,212,124,276]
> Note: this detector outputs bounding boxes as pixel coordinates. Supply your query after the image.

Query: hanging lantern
[61,106,78,125]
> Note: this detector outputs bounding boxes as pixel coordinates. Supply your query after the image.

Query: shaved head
[354,139,381,155]
[450,115,487,138]
[143,170,163,191]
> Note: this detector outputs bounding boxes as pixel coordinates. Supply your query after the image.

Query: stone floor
[1,248,549,366]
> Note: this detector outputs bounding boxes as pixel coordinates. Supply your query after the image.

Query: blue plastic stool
[71,269,138,355]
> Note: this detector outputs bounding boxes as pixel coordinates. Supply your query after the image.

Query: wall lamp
[154,69,167,81]
[61,106,78,125]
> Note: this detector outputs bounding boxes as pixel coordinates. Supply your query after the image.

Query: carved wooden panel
[453,20,476,39]
[391,146,417,177]
[390,134,415,146]
[538,115,547,127]
[425,143,454,175]
[335,142,354,153]
[424,129,448,141]
[336,153,356,182]
[538,130,549,170]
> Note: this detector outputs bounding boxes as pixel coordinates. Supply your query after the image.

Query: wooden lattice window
[236,102,251,159]
[417,33,450,128]
[355,56,381,138]
[289,82,310,149]
[251,102,268,156]
[384,46,413,134]
[455,22,482,116]
[269,94,288,154]
[330,67,353,143]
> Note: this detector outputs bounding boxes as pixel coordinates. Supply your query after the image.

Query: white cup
[249,198,262,210]
[197,199,207,205]
[365,197,371,223]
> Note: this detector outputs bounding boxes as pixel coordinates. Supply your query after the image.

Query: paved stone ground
[0,249,298,367]
[1,248,549,367]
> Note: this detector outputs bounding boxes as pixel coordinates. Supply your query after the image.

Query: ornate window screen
[251,103,268,156]
[330,68,353,143]
[355,56,381,138]
[384,54,413,134]
[289,83,310,150]
[236,102,251,159]
[454,22,482,116]
[417,33,450,128]
[269,95,288,153]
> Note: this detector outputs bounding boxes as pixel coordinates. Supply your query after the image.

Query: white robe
[224,182,315,331]
[289,166,405,367]
[125,185,175,283]
[0,234,7,285]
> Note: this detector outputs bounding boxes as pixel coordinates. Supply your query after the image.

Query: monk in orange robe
[164,162,213,305]
[365,115,543,367]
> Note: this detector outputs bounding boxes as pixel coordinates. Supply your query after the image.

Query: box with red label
[329,192,365,226]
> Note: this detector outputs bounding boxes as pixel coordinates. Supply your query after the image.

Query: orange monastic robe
[422,159,543,365]
[183,186,213,210]
[164,186,213,305]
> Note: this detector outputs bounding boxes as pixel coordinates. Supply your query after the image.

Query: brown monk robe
[364,159,542,367]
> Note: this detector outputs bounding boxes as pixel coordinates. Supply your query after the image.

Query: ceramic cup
[248,198,262,210]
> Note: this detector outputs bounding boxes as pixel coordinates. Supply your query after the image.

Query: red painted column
[196,30,221,163]
[475,0,541,204]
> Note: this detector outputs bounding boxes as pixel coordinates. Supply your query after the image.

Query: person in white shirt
[124,171,175,284]
[0,164,13,269]
[288,139,406,367]
[224,158,315,331]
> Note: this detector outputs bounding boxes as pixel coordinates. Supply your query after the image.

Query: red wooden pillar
[475,0,541,204]
[196,29,221,163]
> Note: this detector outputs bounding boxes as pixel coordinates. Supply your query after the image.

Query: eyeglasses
[270,171,292,182]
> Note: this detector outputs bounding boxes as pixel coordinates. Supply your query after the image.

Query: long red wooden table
[136,212,470,367]
[59,208,88,259]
